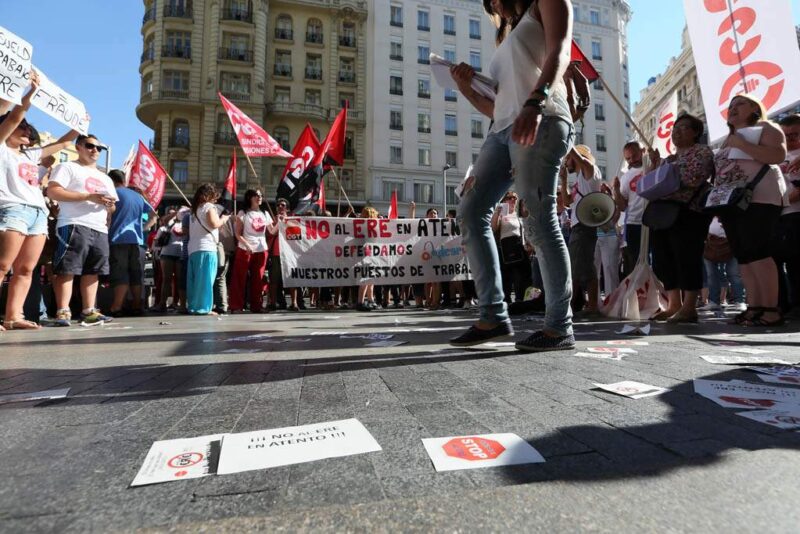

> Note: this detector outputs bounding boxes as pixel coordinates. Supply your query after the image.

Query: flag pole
[330,167,354,215]
[598,75,653,151]
[337,175,342,217]
[241,151,277,219]
[165,173,191,206]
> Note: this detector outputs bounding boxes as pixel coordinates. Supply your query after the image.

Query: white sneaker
[728,302,747,312]
[698,302,721,312]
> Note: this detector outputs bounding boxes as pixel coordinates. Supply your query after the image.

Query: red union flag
[128,141,166,209]
[683,0,800,142]
[652,91,678,157]
[218,92,293,158]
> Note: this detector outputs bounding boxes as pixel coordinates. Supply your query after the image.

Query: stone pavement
[1,308,799,533]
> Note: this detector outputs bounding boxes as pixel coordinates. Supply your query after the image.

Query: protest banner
[278,217,471,287]
[131,434,224,487]
[0,25,33,105]
[216,419,381,475]
[652,91,677,156]
[684,0,800,142]
[30,68,89,135]
[422,434,545,472]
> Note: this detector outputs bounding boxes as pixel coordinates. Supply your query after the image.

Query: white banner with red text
[684,0,800,143]
[652,91,677,157]
[278,217,471,287]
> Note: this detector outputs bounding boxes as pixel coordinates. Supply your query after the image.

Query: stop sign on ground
[442,437,505,461]
[422,433,545,472]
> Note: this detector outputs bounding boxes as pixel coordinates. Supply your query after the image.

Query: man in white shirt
[778,114,800,315]
[47,134,118,326]
[613,141,647,276]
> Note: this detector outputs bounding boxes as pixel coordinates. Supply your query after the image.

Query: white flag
[652,92,677,157]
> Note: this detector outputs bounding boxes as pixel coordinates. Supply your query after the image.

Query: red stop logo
[442,437,506,461]
[719,396,776,408]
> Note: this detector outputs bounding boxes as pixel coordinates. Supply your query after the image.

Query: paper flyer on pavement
[700,355,792,365]
[0,388,70,405]
[131,434,225,487]
[593,381,668,399]
[574,351,625,361]
[422,433,545,472]
[746,366,800,378]
[735,408,800,430]
[756,374,800,386]
[693,379,800,409]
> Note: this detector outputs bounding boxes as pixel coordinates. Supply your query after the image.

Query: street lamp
[442,164,452,216]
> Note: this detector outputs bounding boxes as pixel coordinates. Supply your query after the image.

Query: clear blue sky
[3,1,800,167]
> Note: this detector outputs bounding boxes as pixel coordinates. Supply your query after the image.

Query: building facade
[136,0,368,208]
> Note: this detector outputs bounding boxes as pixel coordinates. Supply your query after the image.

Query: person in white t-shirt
[0,72,80,331]
[778,114,800,314]
[47,134,118,326]
[186,184,230,315]
[613,141,647,276]
[229,189,276,313]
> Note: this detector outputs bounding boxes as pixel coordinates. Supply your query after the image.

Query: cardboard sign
[131,434,224,487]
[422,433,544,472]
[0,387,69,405]
[30,68,89,135]
[0,25,33,105]
[735,407,800,430]
[693,379,800,409]
[216,419,381,475]
[700,355,792,365]
[593,381,668,399]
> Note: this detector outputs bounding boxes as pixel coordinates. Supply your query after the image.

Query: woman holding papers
[712,94,788,327]
[0,71,79,331]
[449,0,575,352]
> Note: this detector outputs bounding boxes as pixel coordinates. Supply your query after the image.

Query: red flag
[128,140,167,209]
[571,41,600,83]
[218,92,293,158]
[221,149,237,209]
[387,190,398,220]
[315,178,326,213]
[317,106,348,167]
[276,124,322,212]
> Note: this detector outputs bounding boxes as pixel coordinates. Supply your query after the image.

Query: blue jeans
[459,117,574,335]
[704,258,745,305]
[0,203,48,236]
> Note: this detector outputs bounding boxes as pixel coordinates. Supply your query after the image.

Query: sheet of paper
[746,365,800,378]
[574,351,624,361]
[340,333,395,341]
[735,407,800,430]
[615,324,651,336]
[587,347,637,354]
[606,340,649,346]
[700,355,792,365]
[131,434,224,487]
[0,25,33,105]
[593,381,668,399]
[216,419,382,475]
[756,374,800,386]
[30,67,90,134]
[693,379,800,409]
[422,433,544,472]
[429,53,497,101]
[727,126,763,160]
[0,387,70,405]
[722,347,773,355]
[221,348,259,354]
[364,340,407,348]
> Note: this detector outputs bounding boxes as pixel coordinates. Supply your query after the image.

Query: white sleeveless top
[488,10,572,133]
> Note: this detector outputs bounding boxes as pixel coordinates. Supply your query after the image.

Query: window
[591,40,602,61]
[340,169,353,186]
[162,70,189,96]
[273,126,290,151]
[593,75,604,91]
[390,75,403,95]
[220,72,251,99]
[472,152,480,164]
[595,103,605,121]
[445,114,457,136]
[418,78,430,98]
[390,5,403,27]
[590,10,600,25]
[164,31,191,58]
[596,134,607,152]
[216,113,233,136]
[171,161,189,184]
[340,22,356,47]
[390,110,403,130]
[382,181,404,202]
[445,150,457,168]
[171,120,190,147]
[446,185,458,208]
[339,57,355,83]
[471,118,483,139]
[418,44,430,64]
[443,14,455,35]
[274,86,290,103]
[444,48,456,63]
[305,54,322,80]
[469,50,481,71]
[305,89,321,106]
[221,33,251,61]
[390,145,403,164]
[417,10,429,31]
[275,15,293,40]
[418,112,431,133]
[142,73,153,96]
[142,35,155,62]
[599,166,607,179]
[469,19,481,39]
[339,92,354,108]
[418,147,431,166]
[217,156,248,185]
[274,50,292,76]
[344,132,355,159]
[573,5,580,23]
[390,41,403,61]
[306,18,323,44]
[414,182,434,203]
[444,88,457,102]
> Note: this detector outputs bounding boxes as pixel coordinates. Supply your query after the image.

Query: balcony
[418,91,430,99]
[338,72,356,84]
[141,49,155,64]
[418,126,431,134]
[273,64,292,77]
[417,25,430,31]
[161,89,190,99]
[219,90,251,103]
[169,137,191,149]
[390,19,403,28]
[339,35,356,48]
[163,5,192,19]
[274,29,293,41]
[214,131,238,145]
[221,7,252,23]
[417,57,430,65]
[445,129,458,136]
[470,33,481,40]
[389,123,402,131]
[218,47,253,63]
[346,109,364,123]
[306,32,323,44]
[444,29,456,36]
[162,46,191,60]
[267,101,327,120]
[305,68,322,81]
[471,132,484,139]
[143,7,156,24]
[390,54,403,61]
[141,91,153,103]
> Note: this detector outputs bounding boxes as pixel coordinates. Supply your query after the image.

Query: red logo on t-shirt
[85,176,107,194]
[250,215,266,233]
[18,163,39,186]
[629,173,643,193]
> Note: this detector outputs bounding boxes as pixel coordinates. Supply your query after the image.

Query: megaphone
[575,192,616,228]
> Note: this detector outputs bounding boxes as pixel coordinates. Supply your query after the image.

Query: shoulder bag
[703,164,770,213]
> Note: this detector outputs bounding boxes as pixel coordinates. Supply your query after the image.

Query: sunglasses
[82,142,106,152]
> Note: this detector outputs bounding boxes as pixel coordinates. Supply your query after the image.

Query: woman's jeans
[704,258,745,305]
[459,118,574,335]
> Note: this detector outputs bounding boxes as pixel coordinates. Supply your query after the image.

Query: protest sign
[131,434,224,487]
[279,217,471,287]
[422,433,545,472]
[0,25,32,105]
[0,387,69,405]
[700,355,792,365]
[651,92,677,156]
[30,68,89,135]
[216,418,381,475]
[735,408,800,430]
[684,0,800,142]
[593,381,668,399]
[693,379,800,409]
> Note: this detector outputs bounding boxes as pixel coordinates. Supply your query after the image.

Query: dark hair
[483,0,535,45]
[276,197,289,207]
[0,112,40,146]
[623,141,642,152]
[76,134,99,146]
[674,113,705,144]
[243,189,260,210]
[108,169,126,186]
[779,114,800,127]
[191,183,218,215]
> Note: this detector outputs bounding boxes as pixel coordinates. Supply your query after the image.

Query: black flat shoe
[449,322,514,347]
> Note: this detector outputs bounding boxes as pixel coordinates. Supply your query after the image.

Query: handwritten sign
[30,68,89,135]
[0,25,33,105]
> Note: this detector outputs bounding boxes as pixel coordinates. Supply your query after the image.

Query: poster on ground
[593,381,669,399]
[422,433,545,472]
[279,217,471,287]
[216,419,382,475]
[131,434,225,487]
[735,407,800,430]
[700,355,792,365]
[0,25,33,105]
[693,379,800,409]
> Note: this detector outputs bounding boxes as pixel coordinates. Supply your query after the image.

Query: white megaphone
[575,192,616,228]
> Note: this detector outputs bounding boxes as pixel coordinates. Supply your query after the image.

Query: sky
[2,0,800,168]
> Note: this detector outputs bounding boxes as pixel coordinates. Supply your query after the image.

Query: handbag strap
[746,164,771,192]
[194,206,220,245]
